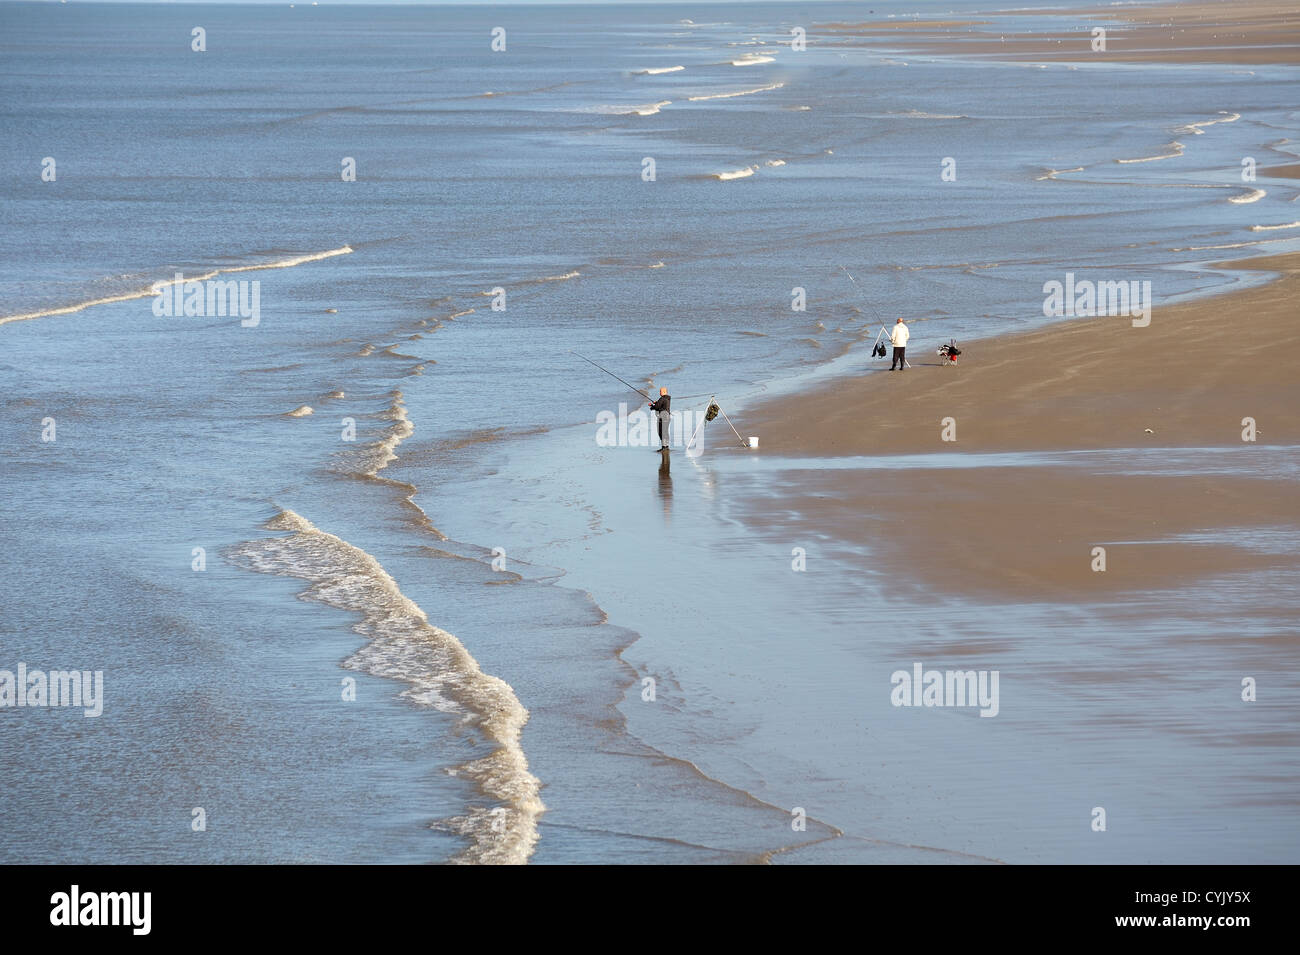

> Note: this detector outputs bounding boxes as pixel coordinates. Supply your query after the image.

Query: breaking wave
[1116,142,1184,164]
[889,109,968,119]
[1171,237,1293,251]
[688,82,784,102]
[0,245,353,327]
[1228,188,1266,204]
[585,100,672,116]
[1174,112,1241,135]
[229,509,544,865]
[1035,166,1085,181]
[336,391,415,478]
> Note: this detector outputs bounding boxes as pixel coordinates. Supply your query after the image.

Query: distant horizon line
[0,0,1019,5]
[0,0,899,6]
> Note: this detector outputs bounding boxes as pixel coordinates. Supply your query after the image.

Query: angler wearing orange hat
[648,387,671,452]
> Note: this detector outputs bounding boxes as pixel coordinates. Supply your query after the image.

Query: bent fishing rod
[839,264,874,319]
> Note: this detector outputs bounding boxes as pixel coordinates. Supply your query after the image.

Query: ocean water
[2,1,1298,863]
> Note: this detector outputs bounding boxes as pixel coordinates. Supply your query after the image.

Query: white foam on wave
[1035,166,1085,181]
[1229,188,1267,204]
[633,66,684,75]
[713,166,758,181]
[222,246,353,274]
[1171,237,1293,251]
[285,405,314,417]
[731,54,775,66]
[688,82,784,102]
[1175,111,1241,135]
[0,245,353,327]
[630,101,671,116]
[889,109,968,120]
[230,509,544,865]
[586,100,672,116]
[473,270,577,298]
[1250,220,1300,231]
[353,392,415,477]
[1117,142,1185,164]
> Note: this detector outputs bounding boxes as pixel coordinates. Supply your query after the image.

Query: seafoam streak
[688,82,784,102]
[1116,141,1184,164]
[230,509,545,865]
[1175,111,1241,134]
[585,101,672,116]
[0,246,354,327]
[713,165,758,181]
[1229,188,1267,204]
[1035,166,1085,181]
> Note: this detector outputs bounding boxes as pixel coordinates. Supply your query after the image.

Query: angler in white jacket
[889,317,910,371]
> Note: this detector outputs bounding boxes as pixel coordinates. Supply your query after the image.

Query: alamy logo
[50,886,151,935]
[594,402,705,449]
[0,663,103,717]
[890,662,1000,717]
[1043,272,1151,327]
[151,272,261,327]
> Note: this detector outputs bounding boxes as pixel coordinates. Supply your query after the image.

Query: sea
[2,0,1298,863]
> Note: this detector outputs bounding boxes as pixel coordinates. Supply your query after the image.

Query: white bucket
[747,436,759,448]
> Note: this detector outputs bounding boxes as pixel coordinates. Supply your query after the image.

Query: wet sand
[746,254,1300,601]
[819,0,1300,65]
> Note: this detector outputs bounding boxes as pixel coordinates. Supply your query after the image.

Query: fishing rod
[575,353,754,450]
[842,268,911,368]
[574,352,714,402]
[684,395,750,451]
[839,264,866,299]
[839,264,875,324]
[572,351,652,402]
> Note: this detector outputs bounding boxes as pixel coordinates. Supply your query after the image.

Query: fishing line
[575,355,754,452]
[571,351,652,401]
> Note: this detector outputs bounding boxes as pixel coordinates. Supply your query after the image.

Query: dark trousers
[891,346,906,369]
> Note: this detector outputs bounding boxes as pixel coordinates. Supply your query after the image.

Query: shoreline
[744,251,1300,601]
[816,0,1300,65]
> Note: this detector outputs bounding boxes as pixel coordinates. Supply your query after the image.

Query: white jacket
[890,323,910,347]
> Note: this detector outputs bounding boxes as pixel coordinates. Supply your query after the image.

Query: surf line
[230,509,545,864]
[0,246,353,328]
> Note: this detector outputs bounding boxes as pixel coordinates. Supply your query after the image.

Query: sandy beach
[3,0,1296,873]
[819,0,1300,65]
[748,252,1300,599]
